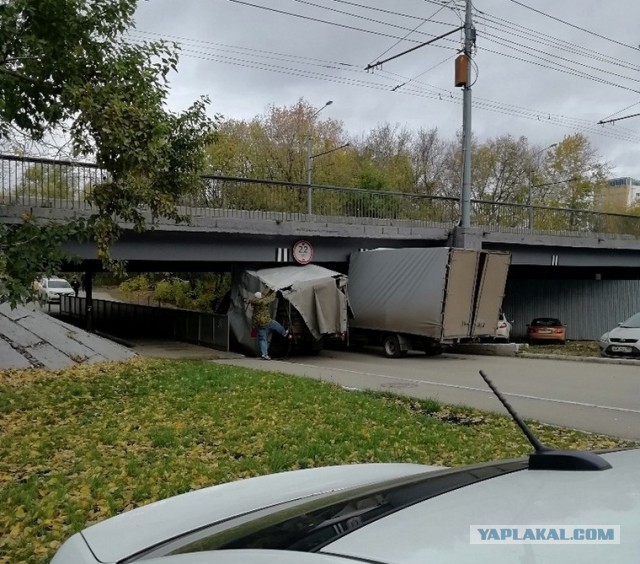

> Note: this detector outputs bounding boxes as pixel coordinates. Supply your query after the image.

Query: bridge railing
[195,175,460,227]
[3,153,640,238]
[0,153,108,208]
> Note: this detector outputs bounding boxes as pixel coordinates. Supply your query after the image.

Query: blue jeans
[257,320,287,357]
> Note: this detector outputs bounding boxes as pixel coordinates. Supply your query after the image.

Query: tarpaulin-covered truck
[228,265,348,357]
[347,247,511,357]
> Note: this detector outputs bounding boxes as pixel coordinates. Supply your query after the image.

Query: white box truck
[347,247,510,357]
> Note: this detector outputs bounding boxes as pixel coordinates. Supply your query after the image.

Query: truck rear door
[470,251,511,338]
[442,249,479,340]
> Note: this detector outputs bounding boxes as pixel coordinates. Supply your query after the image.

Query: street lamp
[307,142,351,193]
[310,142,351,162]
[306,101,333,214]
[528,143,557,229]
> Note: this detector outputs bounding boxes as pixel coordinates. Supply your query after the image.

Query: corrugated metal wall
[503,279,640,341]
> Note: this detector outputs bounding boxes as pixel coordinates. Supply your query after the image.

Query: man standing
[250,289,290,360]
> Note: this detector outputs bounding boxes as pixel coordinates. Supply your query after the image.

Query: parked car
[38,277,75,303]
[527,317,566,344]
[494,312,512,342]
[50,370,635,564]
[599,312,640,358]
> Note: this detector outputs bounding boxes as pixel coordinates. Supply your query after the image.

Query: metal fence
[3,153,640,238]
[60,296,230,351]
[503,279,640,340]
[0,153,109,208]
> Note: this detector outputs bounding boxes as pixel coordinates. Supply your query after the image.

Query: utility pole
[460,0,475,228]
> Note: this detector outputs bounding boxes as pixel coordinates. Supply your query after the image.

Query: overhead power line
[144,40,640,144]
[228,0,640,98]
[227,0,453,47]
[229,0,640,98]
[508,0,640,53]
[368,0,454,65]
[129,30,640,141]
[482,34,640,94]
[475,12,640,72]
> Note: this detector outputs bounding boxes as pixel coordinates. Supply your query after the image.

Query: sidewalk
[126,339,244,361]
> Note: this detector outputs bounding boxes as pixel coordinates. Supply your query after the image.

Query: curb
[517,352,640,366]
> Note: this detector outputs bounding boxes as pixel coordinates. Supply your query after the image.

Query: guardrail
[3,153,640,238]
[60,296,230,351]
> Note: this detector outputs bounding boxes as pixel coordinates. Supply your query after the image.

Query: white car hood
[323,450,640,563]
[606,326,640,341]
[81,463,435,562]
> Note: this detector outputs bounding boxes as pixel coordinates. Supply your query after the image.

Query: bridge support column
[448,226,483,249]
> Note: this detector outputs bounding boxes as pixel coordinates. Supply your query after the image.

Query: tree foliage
[0,0,217,304]
[0,213,87,306]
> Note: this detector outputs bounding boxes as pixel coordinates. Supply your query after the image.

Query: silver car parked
[599,312,640,358]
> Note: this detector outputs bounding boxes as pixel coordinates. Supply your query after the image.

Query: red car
[527,317,566,344]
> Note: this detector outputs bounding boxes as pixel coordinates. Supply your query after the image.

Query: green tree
[532,135,610,231]
[14,164,78,201]
[0,0,217,305]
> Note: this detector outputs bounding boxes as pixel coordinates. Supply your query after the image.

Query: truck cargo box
[347,247,510,355]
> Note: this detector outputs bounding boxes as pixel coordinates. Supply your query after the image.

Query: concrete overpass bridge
[3,154,640,339]
[2,154,640,276]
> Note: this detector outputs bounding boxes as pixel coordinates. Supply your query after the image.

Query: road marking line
[285,361,640,415]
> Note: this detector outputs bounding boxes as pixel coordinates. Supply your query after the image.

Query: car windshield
[531,318,561,326]
[621,312,640,328]
[48,280,71,289]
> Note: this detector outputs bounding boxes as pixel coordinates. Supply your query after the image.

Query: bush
[120,274,152,294]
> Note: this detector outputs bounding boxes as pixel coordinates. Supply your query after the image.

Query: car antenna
[479,370,611,471]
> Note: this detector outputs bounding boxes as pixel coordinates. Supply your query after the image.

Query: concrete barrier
[449,343,522,356]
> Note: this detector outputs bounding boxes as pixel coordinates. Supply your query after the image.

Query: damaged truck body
[228,264,349,358]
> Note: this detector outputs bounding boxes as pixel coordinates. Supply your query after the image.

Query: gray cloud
[135,0,640,178]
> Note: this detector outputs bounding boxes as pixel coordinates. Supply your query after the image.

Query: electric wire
[508,0,640,53]
[474,11,640,72]
[130,29,639,138]
[228,0,640,97]
[227,0,454,47]
[483,33,640,92]
[368,1,452,66]
[128,31,640,142]
[479,43,640,96]
[162,45,640,143]
[130,29,357,69]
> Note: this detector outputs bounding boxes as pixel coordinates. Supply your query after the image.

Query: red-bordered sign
[292,240,314,264]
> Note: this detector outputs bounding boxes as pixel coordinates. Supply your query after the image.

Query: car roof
[322,448,640,563]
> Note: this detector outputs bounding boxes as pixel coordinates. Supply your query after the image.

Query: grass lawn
[1,358,635,563]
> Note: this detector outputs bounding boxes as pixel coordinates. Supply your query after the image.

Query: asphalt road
[220,349,640,441]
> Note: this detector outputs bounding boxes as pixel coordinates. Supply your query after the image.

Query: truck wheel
[382,334,402,358]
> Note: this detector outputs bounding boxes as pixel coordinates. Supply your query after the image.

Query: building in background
[602,177,640,210]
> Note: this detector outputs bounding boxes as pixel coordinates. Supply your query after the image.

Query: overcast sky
[133,0,640,178]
